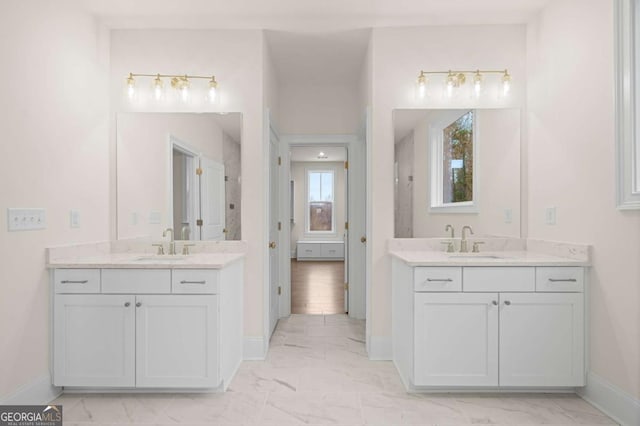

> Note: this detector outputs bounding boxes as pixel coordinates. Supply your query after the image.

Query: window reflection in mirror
[442,110,474,205]
[117,112,242,241]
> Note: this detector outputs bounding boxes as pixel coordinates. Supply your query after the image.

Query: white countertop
[389,250,590,267]
[47,252,245,269]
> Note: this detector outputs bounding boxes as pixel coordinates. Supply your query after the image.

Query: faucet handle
[182,243,195,255]
[440,241,455,253]
[152,243,165,255]
[472,241,485,253]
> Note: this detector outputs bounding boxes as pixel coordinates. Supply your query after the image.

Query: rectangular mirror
[394,108,520,238]
[117,112,242,241]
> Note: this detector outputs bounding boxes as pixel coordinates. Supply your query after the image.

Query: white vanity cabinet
[392,260,585,390]
[52,261,243,391]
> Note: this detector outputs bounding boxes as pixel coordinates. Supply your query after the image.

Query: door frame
[278,134,365,319]
[167,134,201,240]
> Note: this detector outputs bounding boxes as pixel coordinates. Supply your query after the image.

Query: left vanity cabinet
[52,263,243,391]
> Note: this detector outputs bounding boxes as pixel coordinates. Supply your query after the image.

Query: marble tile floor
[52,314,618,426]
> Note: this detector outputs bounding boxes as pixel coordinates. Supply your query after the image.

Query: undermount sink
[134,255,189,262]
[448,254,504,259]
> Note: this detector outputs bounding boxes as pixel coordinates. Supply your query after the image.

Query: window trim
[305,168,336,235]
[616,0,640,209]
[428,110,479,214]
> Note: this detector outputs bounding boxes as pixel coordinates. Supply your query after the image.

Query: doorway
[289,146,347,314]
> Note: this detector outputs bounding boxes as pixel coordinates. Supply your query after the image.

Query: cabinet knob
[124,302,130,307]
[492,300,498,306]
[504,300,511,305]
[136,302,142,307]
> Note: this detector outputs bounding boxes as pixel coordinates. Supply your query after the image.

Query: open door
[199,156,225,241]
[268,126,280,337]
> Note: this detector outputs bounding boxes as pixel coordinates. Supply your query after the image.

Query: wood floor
[291,259,345,314]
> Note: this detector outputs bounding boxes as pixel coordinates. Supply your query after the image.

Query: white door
[268,126,280,336]
[135,295,220,388]
[53,294,135,387]
[349,116,368,319]
[199,156,225,241]
[414,292,499,386]
[343,157,349,313]
[499,292,584,387]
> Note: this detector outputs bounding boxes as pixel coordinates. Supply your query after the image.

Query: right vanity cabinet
[393,261,585,389]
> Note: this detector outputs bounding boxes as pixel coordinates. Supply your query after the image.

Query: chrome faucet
[460,225,474,253]
[163,228,176,255]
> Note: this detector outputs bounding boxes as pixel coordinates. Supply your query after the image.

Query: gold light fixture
[415,69,511,99]
[125,72,220,104]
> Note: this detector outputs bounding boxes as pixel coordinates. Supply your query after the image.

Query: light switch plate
[7,208,46,231]
[545,206,557,225]
[130,212,138,225]
[149,211,162,224]
[70,210,80,228]
[504,208,513,224]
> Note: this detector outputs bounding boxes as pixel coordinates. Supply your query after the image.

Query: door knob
[491,300,498,306]
[136,302,142,307]
[504,300,511,305]
[124,302,131,307]
[269,241,277,249]
[360,236,367,243]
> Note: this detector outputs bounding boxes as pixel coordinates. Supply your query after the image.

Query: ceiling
[73,0,551,30]
[290,146,346,162]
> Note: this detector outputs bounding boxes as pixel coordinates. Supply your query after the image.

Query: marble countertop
[389,250,590,267]
[47,252,245,269]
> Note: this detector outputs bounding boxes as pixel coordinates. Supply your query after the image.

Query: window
[430,109,478,212]
[616,0,640,208]
[307,170,334,232]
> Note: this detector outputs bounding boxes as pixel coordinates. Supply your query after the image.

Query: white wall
[370,24,526,340]
[290,162,346,253]
[278,83,361,134]
[0,1,110,400]
[110,29,267,341]
[116,113,224,239]
[527,0,640,400]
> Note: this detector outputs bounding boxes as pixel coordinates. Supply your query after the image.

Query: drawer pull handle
[60,280,88,284]
[426,278,453,282]
[548,278,577,282]
[180,280,206,285]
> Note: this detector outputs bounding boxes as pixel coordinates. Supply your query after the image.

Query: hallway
[291,260,345,314]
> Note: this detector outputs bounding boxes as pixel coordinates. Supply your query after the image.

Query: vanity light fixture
[125,72,220,104]
[416,69,511,99]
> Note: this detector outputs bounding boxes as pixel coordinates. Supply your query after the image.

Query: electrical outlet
[545,207,556,225]
[149,211,162,224]
[70,210,80,228]
[7,208,46,231]
[504,208,513,224]
[131,212,138,225]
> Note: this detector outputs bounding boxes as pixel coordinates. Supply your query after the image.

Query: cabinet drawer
[172,269,219,294]
[297,243,320,259]
[321,243,344,258]
[102,269,171,294]
[463,267,535,292]
[414,267,462,292]
[54,269,101,293]
[536,267,584,292]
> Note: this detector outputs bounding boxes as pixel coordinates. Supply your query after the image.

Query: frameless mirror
[117,112,242,241]
[394,108,520,238]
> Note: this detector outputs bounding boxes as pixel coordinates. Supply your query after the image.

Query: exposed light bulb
[417,72,427,99]
[502,70,512,96]
[446,72,456,98]
[180,76,190,103]
[208,76,218,104]
[152,74,164,101]
[126,73,136,101]
[473,71,482,98]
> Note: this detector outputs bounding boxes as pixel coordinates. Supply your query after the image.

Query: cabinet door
[53,294,135,387]
[499,293,584,387]
[135,295,220,388]
[414,293,499,386]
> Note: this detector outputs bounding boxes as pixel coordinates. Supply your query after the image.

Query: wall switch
[149,211,162,224]
[504,208,513,224]
[545,206,557,225]
[131,212,138,225]
[7,208,46,231]
[70,210,80,228]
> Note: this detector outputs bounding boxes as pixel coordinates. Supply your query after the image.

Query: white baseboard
[243,336,267,360]
[367,335,392,360]
[578,372,640,426]
[0,374,61,405]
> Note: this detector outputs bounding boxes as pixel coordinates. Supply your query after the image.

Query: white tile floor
[52,314,618,425]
